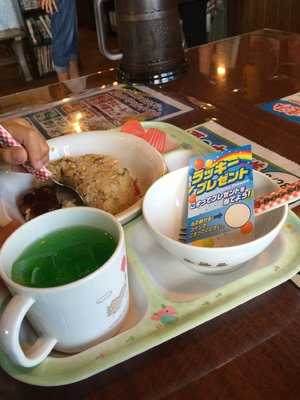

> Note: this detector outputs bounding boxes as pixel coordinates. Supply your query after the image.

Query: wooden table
[0,29,300,399]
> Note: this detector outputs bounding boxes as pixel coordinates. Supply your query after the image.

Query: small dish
[0,131,167,225]
[142,167,288,274]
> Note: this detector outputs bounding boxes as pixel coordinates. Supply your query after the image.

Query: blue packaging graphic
[185,145,254,243]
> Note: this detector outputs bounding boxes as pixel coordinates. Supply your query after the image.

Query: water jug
[94,0,187,84]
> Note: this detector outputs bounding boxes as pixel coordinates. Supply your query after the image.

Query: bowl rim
[142,166,289,251]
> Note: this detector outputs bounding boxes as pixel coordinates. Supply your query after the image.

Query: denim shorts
[51,0,78,72]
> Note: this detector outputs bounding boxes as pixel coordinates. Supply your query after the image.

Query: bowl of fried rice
[0,131,167,225]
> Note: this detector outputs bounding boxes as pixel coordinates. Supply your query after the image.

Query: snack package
[184,145,254,244]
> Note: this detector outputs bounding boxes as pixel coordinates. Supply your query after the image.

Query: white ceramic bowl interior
[143,167,288,274]
[0,131,167,225]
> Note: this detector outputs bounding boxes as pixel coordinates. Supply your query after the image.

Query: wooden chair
[0,27,33,81]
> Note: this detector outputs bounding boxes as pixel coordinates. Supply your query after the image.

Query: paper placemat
[0,85,193,129]
[187,120,300,194]
[258,91,300,125]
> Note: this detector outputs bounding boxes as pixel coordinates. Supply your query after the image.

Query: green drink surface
[11,226,117,288]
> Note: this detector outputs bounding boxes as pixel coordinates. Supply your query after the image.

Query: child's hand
[40,0,58,14]
[0,118,49,170]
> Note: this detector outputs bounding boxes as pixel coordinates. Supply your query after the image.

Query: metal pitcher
[94,0,187,84]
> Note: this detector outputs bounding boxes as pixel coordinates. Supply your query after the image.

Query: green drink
[11,226,117,288]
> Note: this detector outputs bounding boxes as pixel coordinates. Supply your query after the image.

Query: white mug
[0,207,129,368]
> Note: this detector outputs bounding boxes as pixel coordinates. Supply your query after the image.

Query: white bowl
[0,131,167,225]
[143,167,288,274]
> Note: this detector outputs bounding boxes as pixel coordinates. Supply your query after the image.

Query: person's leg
[51,0,69,80]
[51,0,79,81]
[57,70,69,81]
[69,59,79,79]
[65,0,79,79]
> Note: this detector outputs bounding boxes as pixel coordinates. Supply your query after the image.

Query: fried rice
[48,154,137,215]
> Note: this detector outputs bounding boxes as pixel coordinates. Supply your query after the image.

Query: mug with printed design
[0,207,129,368]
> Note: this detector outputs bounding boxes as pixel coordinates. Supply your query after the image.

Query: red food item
[121,119,145,137]
[144,128,167,153]
[240,221,254,234]
[133,179,141,197]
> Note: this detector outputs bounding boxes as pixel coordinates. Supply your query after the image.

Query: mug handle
[94,0,122,61]
[0,295,57,368]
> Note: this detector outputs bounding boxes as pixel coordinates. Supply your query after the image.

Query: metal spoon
[0,126,84,206]
[51,178,84,206]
